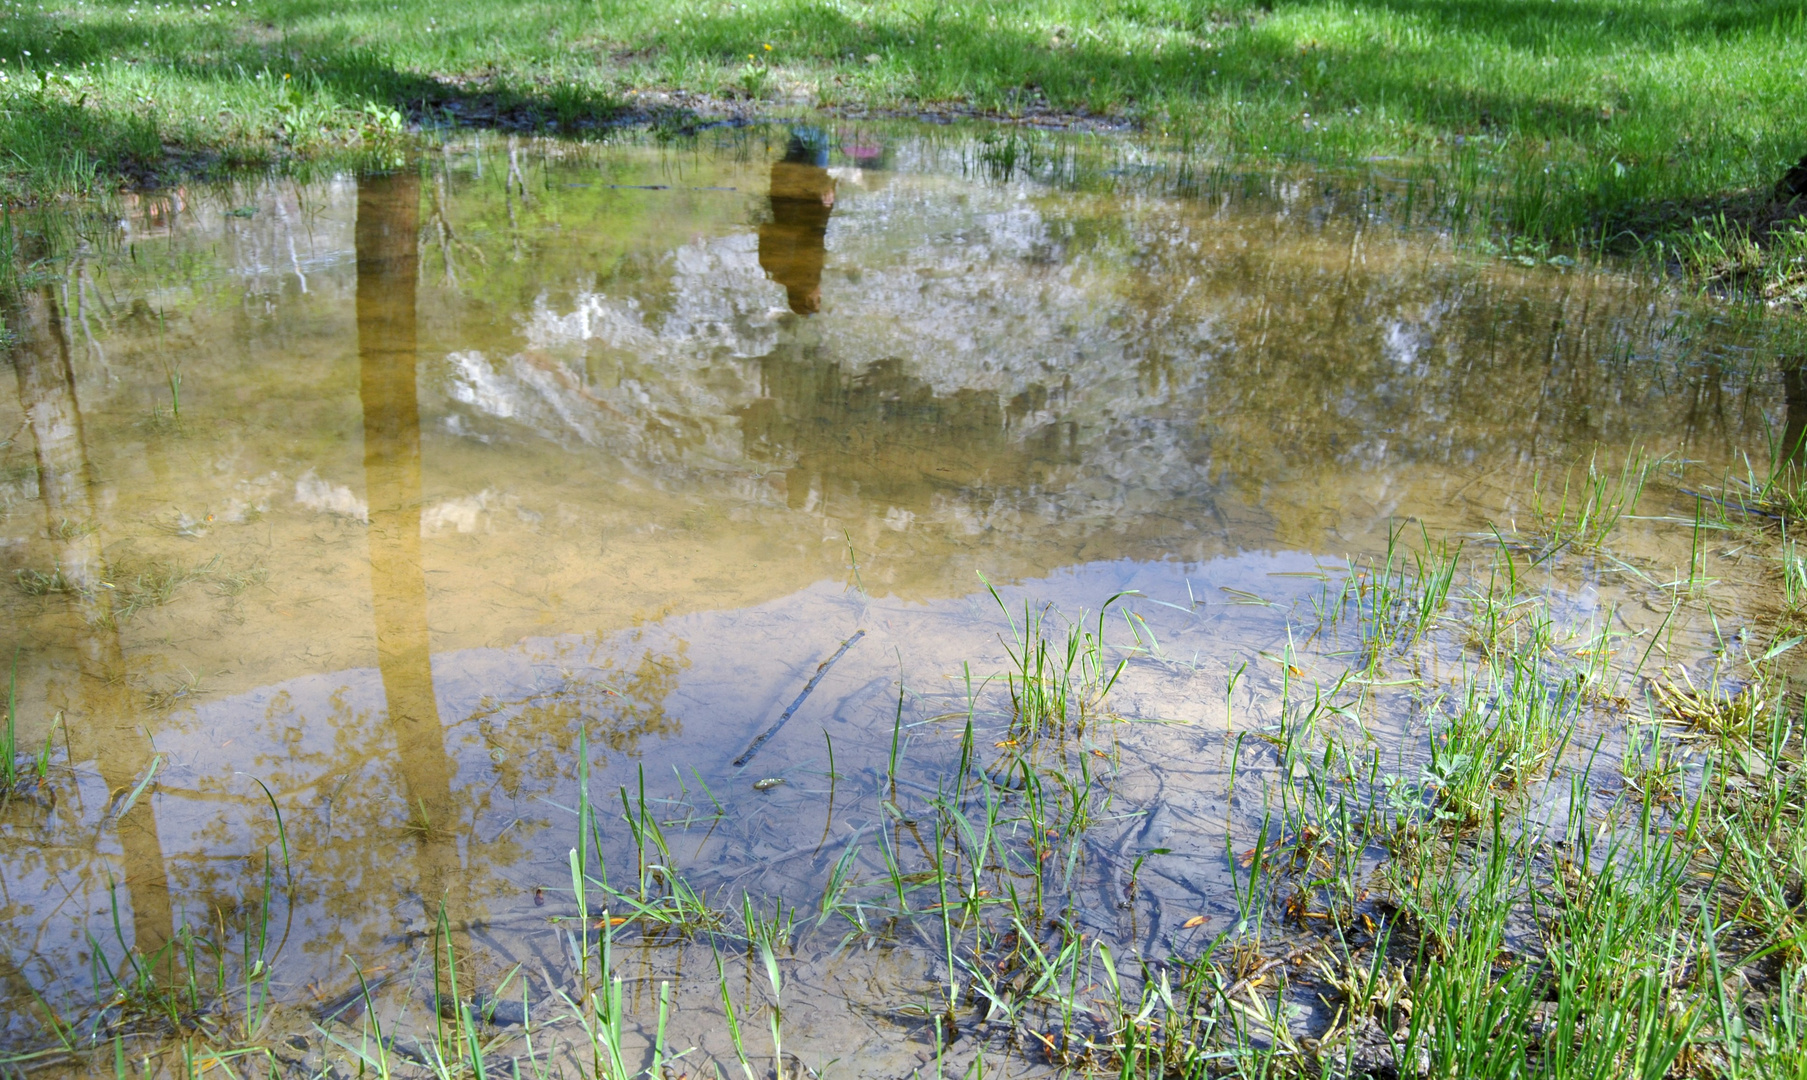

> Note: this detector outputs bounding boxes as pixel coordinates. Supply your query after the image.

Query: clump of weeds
[1518,447,1657,560]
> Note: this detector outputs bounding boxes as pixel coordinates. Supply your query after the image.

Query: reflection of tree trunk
[356,170,464,926]
[8,284,174,971]
[1781,355,1807,479]
[13,289,106,604]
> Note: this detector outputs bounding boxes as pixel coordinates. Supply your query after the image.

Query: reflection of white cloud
[426,494,520,538]
[442,349,613,449]
[1381,302,1450,378]
[293,470,367,522]
[442,412,488,442]
[420,489,541,534]
[447,350,518,418]
[408,163,1539,552]
[217,471,282,524]
[434,238,786,463]
[522,292,648,353]
[422,490,498,535]
[1383,320,1423,371]
[418,180,1231,542]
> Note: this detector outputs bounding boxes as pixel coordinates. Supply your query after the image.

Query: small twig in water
[734,630,866,768]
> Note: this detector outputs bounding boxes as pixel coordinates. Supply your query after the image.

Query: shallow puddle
[0,125,1796,1072]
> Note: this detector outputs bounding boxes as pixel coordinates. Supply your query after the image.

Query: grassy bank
[1,0,1806,291]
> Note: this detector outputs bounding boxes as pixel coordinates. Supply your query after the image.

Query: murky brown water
[0,125,1795,1071]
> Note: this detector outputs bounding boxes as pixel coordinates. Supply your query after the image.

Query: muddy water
[0,126,1791,1067]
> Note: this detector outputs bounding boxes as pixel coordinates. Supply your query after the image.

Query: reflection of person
[758,131,837,315]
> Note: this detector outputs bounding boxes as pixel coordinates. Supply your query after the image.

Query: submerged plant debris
[0,126,1802,1079]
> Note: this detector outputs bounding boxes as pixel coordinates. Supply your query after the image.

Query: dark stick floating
[732,630,867,768]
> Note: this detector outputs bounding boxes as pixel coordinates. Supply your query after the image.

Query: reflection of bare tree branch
[506,137,530,204]
[425,162,486,290]
[427,169,459,290]
[71,263,109,375]
[273,190,310,294]
[506,137,528,263]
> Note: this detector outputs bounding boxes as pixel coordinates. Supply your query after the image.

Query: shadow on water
[741,355,1079,517]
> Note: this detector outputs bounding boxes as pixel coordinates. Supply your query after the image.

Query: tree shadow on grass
[1345,0,1806,53]
[0,0,1657,137]
[0,0,1801,220]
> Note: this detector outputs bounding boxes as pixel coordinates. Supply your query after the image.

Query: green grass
[1,0,1805,289]
[0,800,295,1077]
[1,647,18,792]
[1521,447,1658,560]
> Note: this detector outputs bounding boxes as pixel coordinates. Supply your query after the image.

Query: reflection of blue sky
[4,551,1328,1022]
